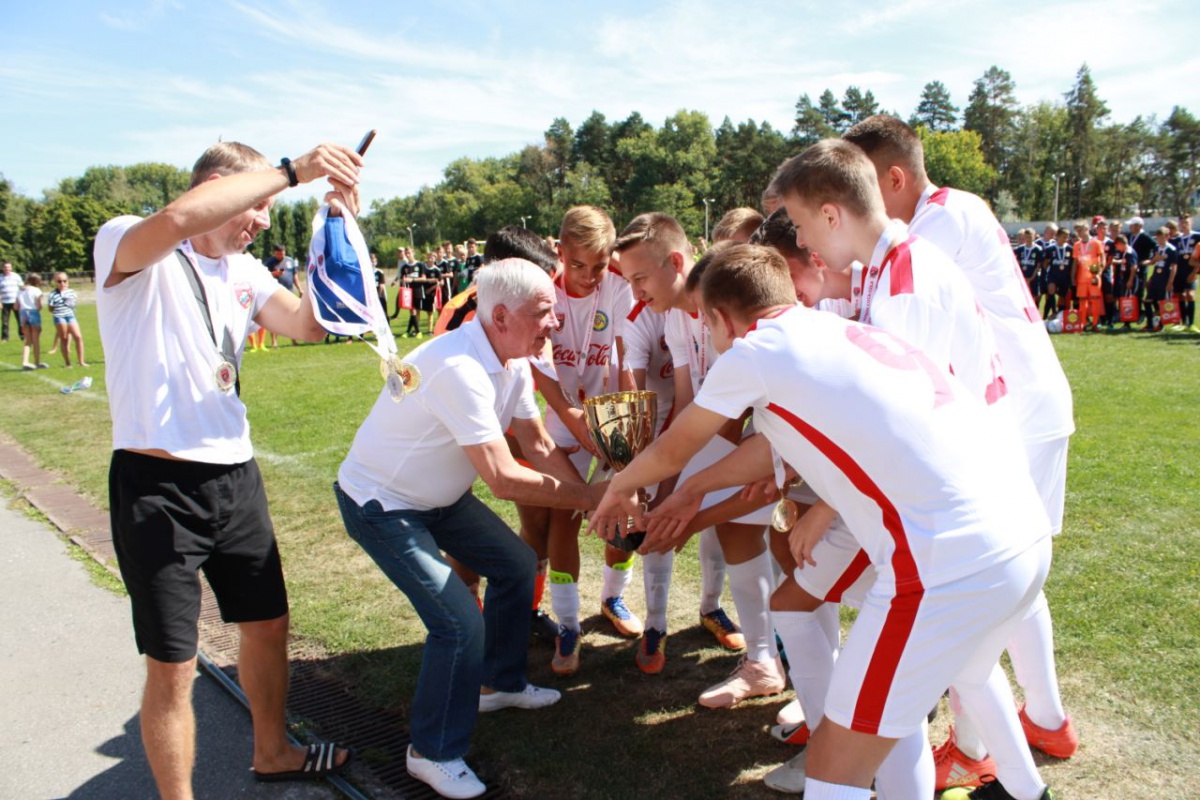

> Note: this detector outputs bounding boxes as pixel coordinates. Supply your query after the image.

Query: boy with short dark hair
[590,240,1053,800]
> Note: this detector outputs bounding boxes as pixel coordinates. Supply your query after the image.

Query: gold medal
[771,498,800,533]
[770,476,805,533]
[381,356,422,403]
[214,361,237,393]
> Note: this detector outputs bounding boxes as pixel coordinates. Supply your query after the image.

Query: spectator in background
[1015,228,1043,311]
[1042,226,1072,320]
[711,207,764,244]
[1127,216,1155,264]
[0,261,21,342]
[390,246,412,320]
[1171,214,1199,331]
[1111,234,1139,330]
[47,272,87,367]
[262,244,298,347]
[1073,221,1105,331]
[439,242,458,299]
[372,253,387,317]
[1143,226,1178,331]
[18,273,47,370]
[463,238,484,288]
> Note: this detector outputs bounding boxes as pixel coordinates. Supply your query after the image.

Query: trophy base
[607,530,646,553]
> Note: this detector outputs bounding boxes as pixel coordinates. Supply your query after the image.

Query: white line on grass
[0,361,107,402]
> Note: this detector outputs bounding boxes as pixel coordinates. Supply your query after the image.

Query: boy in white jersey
[844,115,1078,785]
[532,206,638,675]
[614,249,680,673]
[590,245,1054,800]
[614,213,784,706]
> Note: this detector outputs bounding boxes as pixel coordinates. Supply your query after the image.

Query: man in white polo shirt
[335,259,607,799]
[93,140,362,798]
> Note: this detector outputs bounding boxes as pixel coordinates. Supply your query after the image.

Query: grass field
[1,288,1197,799]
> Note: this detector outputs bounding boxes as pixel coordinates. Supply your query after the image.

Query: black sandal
[252,742,354,782]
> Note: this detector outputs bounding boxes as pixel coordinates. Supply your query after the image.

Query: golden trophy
[582,390,658,551]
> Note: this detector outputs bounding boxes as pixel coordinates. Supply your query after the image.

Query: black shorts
[109,450,289,663]
[1146,282,1169,302]
[1043,268,1069,290]
[1173,275,1196,294]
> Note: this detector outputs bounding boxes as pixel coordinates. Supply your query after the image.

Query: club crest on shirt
[234,282,254,309]
[593,311,609,332]
[554,312,565,332]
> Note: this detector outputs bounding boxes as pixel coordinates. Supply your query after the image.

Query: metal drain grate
[194,573,511,799]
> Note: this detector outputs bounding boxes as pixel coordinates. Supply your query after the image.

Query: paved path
[0,498,337,800]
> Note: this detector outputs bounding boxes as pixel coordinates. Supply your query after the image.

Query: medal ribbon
[176,242,240,394]
[559,283,602,404]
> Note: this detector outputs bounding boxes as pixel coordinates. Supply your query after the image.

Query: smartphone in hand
[356,129,376,157]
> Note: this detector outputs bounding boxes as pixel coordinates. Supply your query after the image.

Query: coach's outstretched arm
[464,436,606,511]
[109,143,362,280]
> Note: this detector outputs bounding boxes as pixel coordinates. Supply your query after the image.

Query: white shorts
[679,437,774,527]
[1024,436,1068,535]
[792,521,873,610]
[823,536,1051,739]
[785,482,872,609]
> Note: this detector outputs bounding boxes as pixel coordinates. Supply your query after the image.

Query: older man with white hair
[334,258,605,799]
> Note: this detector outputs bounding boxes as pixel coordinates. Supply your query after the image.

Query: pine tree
[911,81,959,132]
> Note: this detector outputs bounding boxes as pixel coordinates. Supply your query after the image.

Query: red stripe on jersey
[824,549,871,603]
[607,263,623,276]
[764,401,925,735]
[627,299,648,323]
[928,187,950,207]
[659,400,676,432]
[886,239,916,296]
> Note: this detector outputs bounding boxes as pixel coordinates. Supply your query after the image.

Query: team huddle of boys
[351,115,1078,800]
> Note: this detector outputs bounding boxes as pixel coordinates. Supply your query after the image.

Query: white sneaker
[406,746,486,799]
[763,749,807,794]
[478,683,561,713]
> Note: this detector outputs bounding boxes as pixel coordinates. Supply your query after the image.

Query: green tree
[963,66,1020,190]
[911,81,959,132]
[793,93,833,145]
[1153,106,1200,214]
[843,87,879,127]
[713,117,791,210]
[1008,102,1069,219]
[818,89,851,135]
[573,111,613,171]
[1063,63,1110,216]
[917,127,997,199]
[28,196,87,275]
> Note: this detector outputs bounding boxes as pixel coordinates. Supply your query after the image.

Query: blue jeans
[334,483,536,760]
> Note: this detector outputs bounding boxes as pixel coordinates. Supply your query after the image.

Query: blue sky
[2,0,1193,207]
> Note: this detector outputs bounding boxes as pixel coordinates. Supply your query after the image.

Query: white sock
[954,664,1047,800]
[726,550,777,662]
[874,724,934,800]
[601,556,635,602]
[641,550,673,632]
[549,575,580,632]
[803,778,871,800]
[1008,590,1067,730]
[949,687,988,760]
[773,609,834,730]
[698,527,726,615]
